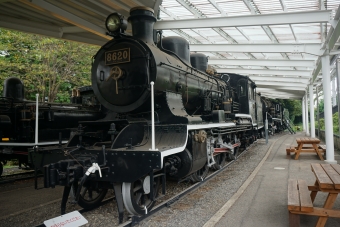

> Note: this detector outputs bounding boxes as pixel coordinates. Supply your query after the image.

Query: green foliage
[0,28,98,102]
[315,112,340,135]
[318,99,324,113]
[274,99,302,122]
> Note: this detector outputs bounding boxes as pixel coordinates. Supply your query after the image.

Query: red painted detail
[213,148,229,153]
[13,152,29,155]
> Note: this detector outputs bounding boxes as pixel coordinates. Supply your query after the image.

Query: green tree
[0,28,98,102]
[318,99,325,113]
[275,99,302,122]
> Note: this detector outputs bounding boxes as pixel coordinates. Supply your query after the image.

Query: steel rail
[119,141,256,227]
[33,141,258,227]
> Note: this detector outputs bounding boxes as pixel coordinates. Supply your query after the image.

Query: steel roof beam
[216,68,311,77]
[257,88,304,94]
[260,93,300,97]
[249,76,309,84]
[154,10,332,30]
[0,15,107,46]
[312,5,340,82]
[259,91,301,96]
[260,93,302,99]
[169,1,257,61]
[21,0,109,40]
[191,43,322,55]
[242,0,291,61]
[209,59,315,67]
[254,81,307,87]
[256,85,306,91]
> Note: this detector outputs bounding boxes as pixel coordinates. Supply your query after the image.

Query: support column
[309,85,315,138]
[302,97,306,131]
[332,78,337,106]
[305,93,310,136]
[322,54,336,163]
[316,86,320,137]
[337,59,340,136]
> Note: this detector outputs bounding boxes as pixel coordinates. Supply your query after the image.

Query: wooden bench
[288,179,314,227]
[286,146,296,155]
[318,145,326,155]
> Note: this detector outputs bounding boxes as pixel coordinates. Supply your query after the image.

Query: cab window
[239,80,247,97]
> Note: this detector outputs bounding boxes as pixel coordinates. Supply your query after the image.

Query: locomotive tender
[42,7,274,221]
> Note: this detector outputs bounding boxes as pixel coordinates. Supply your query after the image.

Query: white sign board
[44,211,88,227]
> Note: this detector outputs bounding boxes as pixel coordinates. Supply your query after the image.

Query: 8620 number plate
[105,48,130,65]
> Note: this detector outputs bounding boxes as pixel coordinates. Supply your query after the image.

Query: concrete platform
[211,132,340,227]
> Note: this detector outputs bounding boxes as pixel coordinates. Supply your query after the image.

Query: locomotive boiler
[43,7,256,222]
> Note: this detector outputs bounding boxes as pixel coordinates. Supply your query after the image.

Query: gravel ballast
[0,134,285,227]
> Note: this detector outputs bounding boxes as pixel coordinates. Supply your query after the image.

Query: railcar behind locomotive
[261,98,287,134]
[42,7,276,222]
[0,77,106,176]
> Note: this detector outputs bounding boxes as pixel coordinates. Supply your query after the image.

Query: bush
[315,112,339,134]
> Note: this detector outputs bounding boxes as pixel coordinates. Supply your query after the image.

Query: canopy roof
[1,0,340,99]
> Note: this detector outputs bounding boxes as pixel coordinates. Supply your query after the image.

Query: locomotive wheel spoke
[122,175,160,215]
[190,163,209,183]
[88,189,93,200]
[133,184,143,193]
[81,187,88,198]
[75,182,108,210]
[212,153,226,170]
[136,192,143,204]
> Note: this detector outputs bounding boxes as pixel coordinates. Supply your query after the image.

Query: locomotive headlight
[105,13,127,33]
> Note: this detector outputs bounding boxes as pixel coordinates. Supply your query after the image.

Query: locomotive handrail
[35,94,39,145]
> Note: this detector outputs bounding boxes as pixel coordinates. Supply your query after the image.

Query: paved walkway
[214,132,340,227]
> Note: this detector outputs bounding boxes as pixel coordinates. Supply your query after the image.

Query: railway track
[120,142,253,227]
[33,141,256,227]
[0,170,42,185]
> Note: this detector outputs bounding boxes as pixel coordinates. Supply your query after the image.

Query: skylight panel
[159,10,173,20]
[252,0,284,14]
[284,0,318,12]
[161,0,182,8]
[206,14,222,18]
[164,6,194,17]
[263,53,285,59]
[231,52,249,58]
[300,54,318,60]
[269,25,295,42]
[239,26,272,42]
[324,0,340,18]
[188,0,221,15]
[250,53,266,59]
[220,27,249,43]
[162,30,181,37]
[290,23,321,43]
[217,0,251,16]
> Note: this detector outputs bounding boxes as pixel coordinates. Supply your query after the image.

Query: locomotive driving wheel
[212,153,226,170]
[190,163,209,182]
[74,180,108,209]
[227,147,239,161]
[122,175,160,215]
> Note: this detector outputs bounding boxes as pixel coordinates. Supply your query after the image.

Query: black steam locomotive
[261,98,288,134]
[0,77,106,176]
[41,7,281,222]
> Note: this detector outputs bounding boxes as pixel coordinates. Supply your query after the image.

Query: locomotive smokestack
[128,6,156,44]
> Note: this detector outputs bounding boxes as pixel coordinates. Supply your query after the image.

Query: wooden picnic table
[294,137,324,160]
[288,163,340,227]
[309,163,340,226]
